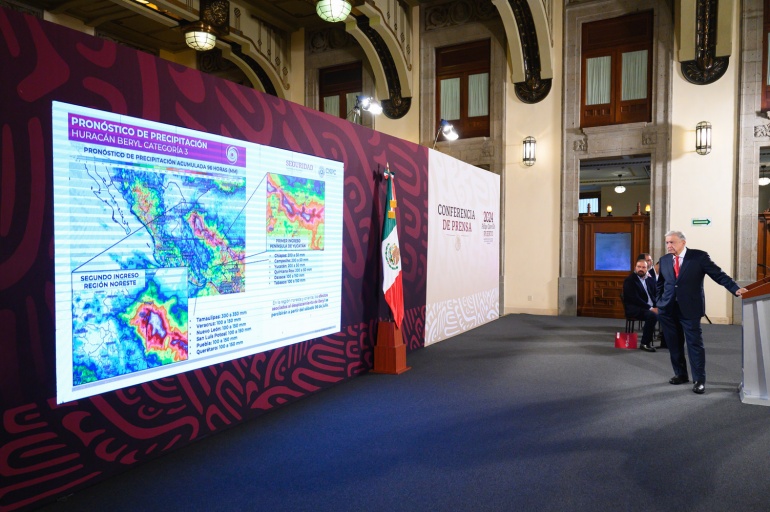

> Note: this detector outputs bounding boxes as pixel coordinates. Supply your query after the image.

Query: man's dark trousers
[657,301,703,379]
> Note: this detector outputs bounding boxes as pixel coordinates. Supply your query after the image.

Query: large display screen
[52,102,344,403]
[594,232,631,271]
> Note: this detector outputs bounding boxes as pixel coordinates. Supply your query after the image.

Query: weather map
[105,166,246,297]
[63,152,244,385]
[53,101,344,404]
[266,173,325,250]
[72,268,188,385]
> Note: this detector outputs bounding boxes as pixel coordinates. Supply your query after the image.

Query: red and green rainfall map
[53,102,344,404]
[266,173,325,250]
[68,161,245,385]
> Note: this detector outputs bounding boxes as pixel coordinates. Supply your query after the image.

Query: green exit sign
[692,218,711,227]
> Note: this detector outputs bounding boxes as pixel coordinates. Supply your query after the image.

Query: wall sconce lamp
[606,205,613,217]
[523,136,536,166]
[614,173,626,194]
[348,95,382,123]
[695,121,712,155]
[316,0,352,22]
[645,204,651,215]
[183,0,229,52]
[433,119,459,149]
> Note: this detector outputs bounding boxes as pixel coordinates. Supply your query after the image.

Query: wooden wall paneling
[577,215,650,318]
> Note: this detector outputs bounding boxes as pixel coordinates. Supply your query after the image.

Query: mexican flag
[381,167,404,328]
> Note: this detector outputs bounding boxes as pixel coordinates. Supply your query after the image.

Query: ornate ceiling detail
[234,13,292,94]
[681,0,728,85]
[508,0,551,103]
[354,15,411,119]
[201,0,230,35]
[308,26,358,54]
[424,0,497,31]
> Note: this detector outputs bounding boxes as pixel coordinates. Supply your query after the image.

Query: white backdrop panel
[425,149,500,346]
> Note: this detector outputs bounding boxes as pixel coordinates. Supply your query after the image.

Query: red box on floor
[615,332,638,349]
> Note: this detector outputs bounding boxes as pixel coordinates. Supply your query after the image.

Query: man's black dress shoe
[669,375,690,385]
[639,344,656,352]
[693,381,705,394]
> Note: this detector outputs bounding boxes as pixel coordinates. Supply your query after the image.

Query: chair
[620,292,642,333]
[625,318,642,333]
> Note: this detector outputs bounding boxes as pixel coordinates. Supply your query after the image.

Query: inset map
[72,268,189,385]
[66,159,244,386]
[266,173,325,250]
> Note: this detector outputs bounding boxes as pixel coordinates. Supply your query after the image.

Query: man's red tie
[674,254,680,278]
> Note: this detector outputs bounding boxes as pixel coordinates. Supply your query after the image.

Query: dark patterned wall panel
[0,7,427,511]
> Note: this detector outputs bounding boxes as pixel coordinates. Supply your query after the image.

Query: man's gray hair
[665,230,686,241]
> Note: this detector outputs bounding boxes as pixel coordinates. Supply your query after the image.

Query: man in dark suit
[639,252,667,348]
[639,252,657,281]
[623,257,659,352]
[656,230,748,394]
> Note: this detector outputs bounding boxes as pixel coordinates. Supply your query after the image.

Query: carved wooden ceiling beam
[681,0,729,85]
[507,0,551,103]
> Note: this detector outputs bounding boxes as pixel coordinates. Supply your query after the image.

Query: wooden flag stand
[371,320,411,374]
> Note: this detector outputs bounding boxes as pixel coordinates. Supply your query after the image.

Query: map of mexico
[53,101,344,403]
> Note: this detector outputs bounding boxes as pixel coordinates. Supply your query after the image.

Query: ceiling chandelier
[316,0,352,22]
[614,173,626,194]
[182,0,230,52]
[184,22,217,51]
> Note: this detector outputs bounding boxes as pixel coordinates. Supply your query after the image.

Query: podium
[371,321,411,374]
[740,277,770,405]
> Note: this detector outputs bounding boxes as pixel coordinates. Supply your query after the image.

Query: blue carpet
[39,314,770,512]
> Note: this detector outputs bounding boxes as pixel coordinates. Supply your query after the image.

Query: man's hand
[650,307,658,314]
[736,288,749,297]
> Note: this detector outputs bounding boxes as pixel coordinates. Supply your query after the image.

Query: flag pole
[376,164,393,325]
[372,163,410,374]
[382,165,394,325]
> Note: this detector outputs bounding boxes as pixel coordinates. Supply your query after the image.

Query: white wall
[503,2,563,316]
[668,1,739,323]
[426,151,500,344]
